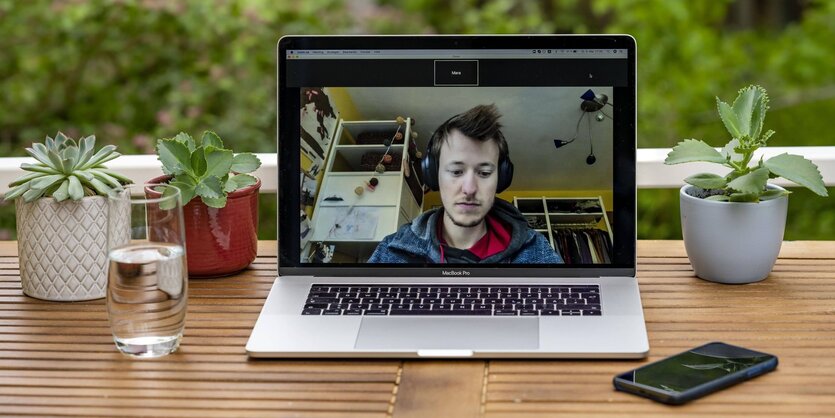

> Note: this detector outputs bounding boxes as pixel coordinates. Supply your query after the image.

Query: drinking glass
[107,184,187,357]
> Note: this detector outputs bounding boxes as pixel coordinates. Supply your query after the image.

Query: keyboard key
[494,309,517,316]
[322,309,342,315]
[582,310,602,316]
[364,309,388,315]
[302,308,322,315]
[561,310,582,316]
[344,309,362,315]
[541,310,560,316]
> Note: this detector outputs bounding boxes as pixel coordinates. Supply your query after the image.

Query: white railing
[1,148,834,194]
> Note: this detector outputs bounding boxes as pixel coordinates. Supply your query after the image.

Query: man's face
[438,129,500,228]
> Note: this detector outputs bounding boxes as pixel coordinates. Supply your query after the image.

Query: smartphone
[613,341,778,405]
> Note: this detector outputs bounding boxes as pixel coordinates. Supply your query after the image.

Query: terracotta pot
[148,175,260,278]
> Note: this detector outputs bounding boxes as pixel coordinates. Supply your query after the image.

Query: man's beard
[446,211,486,228]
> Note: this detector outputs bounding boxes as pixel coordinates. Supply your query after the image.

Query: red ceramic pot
[149,175,260,278]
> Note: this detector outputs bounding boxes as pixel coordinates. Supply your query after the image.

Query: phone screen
[616,342,775,394]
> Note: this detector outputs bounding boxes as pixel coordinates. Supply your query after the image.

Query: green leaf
[664,139,726,165]
[63,146,79,170]
[230,153,261,173]
[25,146,53,166]
[157,139,192,176]
[727,167,769,195]
[731,85,765,137]
[96,168,132,184]
[174,132,196,152]
[89,169,121,188]
[720,138,744,163]
[20,163,59,175]
[729,192,759,202]
[52,180,70,202]
[195,175,223,199]
[191,148,207,178]
[159,185,181,210]
[764,153,828,197]
[67,175,84,200]
[717,98,742,139]
[170,175,197,205]
[684,173,727,190]
[80,144,117,169]
[705,194,730,202]
[3,183,30,201]
[201,131,224,149]
[201,195,227,208]
[8,172,46,187]
[47,149,65,172]
[22,187,45,202]
[761,189,791,201]
[30,174,65,190]
[226,173,257,193]
[87,177,111,196]
[204,146,233,179]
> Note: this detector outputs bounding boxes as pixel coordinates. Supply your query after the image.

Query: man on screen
[368,104,562,264]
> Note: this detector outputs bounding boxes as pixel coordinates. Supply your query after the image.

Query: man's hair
[430,104,508,161]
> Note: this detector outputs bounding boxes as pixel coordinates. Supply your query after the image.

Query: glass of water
[107,184,187,357]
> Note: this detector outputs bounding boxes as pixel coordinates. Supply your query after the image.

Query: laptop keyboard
[301,284,601,316]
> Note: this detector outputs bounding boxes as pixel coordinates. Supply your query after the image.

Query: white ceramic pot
[16,196,129,301]
[680,184,788,284]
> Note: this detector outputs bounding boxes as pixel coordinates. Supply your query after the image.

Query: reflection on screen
[625,347,771,393]
[288,47,629,265]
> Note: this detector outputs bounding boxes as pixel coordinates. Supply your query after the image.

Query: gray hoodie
[367,199,563,264]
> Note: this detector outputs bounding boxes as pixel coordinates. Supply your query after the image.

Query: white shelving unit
[513,196,613,253]
[307,118,424,261]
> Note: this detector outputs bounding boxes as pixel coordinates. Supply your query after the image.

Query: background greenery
[1,0,834,240]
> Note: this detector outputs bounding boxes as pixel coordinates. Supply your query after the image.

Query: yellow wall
[327,87,363,121]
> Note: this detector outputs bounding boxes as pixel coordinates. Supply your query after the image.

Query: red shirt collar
[438,213,511,260]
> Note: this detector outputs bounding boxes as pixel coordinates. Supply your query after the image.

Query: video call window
[299,86,615,265]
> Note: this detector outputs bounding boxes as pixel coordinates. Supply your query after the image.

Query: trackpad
[354,317,539,350]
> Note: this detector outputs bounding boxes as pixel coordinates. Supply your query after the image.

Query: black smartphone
[613,341,778,405]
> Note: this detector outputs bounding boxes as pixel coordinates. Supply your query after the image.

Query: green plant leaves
[67,175,84,200]
[761,189,791,200]
[157,139,192,176]
[204,146,233,179]
[195,176,223,199]
[731,85,766,138]
[665,139,727,165]
[727,166,770,195]
[684,173,727,189]
[190,149,207,177]
[225,173,257,193]
[230,153,261,174]
[705,194,730,202]
[764,153,828,197]
[155,131,260,209]
[201,131,223,149]
[52,180,70,202]
[720,138,744,164]
[169,175,197,205]
[717,98,742,139]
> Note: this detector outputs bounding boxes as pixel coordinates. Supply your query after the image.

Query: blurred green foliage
[1,0,834,241]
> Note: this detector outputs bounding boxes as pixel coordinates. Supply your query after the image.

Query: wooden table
[1,240,833,417]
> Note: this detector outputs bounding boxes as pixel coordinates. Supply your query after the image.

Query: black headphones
[420,116,514,193]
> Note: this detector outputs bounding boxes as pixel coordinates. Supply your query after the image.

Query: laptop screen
[279,36,636,275]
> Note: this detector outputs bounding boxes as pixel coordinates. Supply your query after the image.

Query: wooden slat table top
[1,240,834,417]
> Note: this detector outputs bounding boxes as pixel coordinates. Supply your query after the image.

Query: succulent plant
[156,131,261,208]
[665,85,828,202]
[4,132,132,202]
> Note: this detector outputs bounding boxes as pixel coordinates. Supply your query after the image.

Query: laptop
[246,35,648,358]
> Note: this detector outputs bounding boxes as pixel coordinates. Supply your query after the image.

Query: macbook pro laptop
[247,35,648,358]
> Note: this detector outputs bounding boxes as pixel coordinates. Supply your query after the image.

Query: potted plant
[3,133,132,301]
[665,85,828,284]
[150,131,261,277]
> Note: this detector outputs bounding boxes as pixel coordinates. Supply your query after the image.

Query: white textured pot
[16,196,129,301]
[680,184,788,284]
